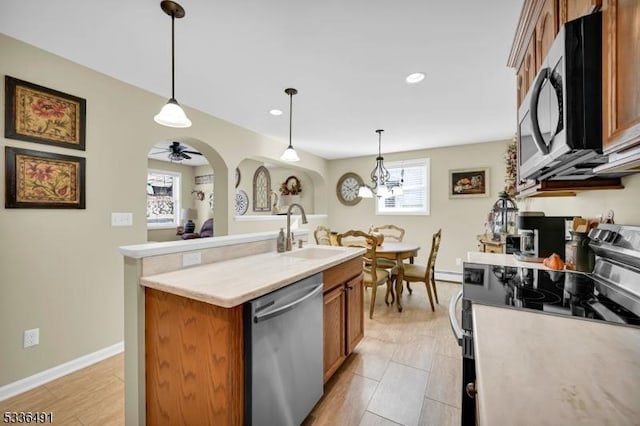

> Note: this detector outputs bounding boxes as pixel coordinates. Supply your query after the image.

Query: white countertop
[467,251,552,270]
[139,245,365,307]
[472,304,640,426]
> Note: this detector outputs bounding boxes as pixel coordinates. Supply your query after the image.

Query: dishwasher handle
[254,283,323,323]
[449,289,464,346]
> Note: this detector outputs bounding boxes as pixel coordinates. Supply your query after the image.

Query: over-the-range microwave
[518,12,606,182]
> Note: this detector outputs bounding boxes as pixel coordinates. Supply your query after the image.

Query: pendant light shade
[154,1,192,128]
[280,88,300,162]
[154,98,192,128]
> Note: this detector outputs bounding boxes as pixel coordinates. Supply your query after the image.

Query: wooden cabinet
[560,0,602,24]
[508,0,634,194]
[346,273,364,353]
[322,257,364,383]
[323,285,346,382]
[601,0,640,156]
[536,0,559,69]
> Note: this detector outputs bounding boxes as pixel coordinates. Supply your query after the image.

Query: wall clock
[336,172,364,206]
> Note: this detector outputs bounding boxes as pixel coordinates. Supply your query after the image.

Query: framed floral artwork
[4,76,86,150]
[5,146,86,209]
[449,167,490,199]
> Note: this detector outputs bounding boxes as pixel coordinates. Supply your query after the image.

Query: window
[147,170,181,228]
[376,158,430,215]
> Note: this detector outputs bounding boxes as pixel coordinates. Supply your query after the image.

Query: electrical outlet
[24,328,39,348]
[456,258,462,266]
[183,252,202,267]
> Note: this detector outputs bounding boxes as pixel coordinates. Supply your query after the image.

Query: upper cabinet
[599,0,640,163]
[508,0,638,195]
[535,0,559,71]
[560,0,602,24]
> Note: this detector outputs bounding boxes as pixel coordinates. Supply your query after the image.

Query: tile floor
[305,280,462,426]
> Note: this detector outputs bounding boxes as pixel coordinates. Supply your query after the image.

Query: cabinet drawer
[323,257,362,292]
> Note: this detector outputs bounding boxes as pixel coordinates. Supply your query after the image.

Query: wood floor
[0,281,461,426]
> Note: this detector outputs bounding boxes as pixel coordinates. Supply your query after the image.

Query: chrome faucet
[286,203,308,251]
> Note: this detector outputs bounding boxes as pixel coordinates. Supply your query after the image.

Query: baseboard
[435,270,462,283]
[0,341,124,401]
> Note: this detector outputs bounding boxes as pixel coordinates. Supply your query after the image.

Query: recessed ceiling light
[269,109,283,116]
[405,72,425,84]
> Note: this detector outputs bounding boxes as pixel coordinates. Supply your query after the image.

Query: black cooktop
[462,263,640,327]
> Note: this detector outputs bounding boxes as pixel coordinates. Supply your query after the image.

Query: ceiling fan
[150,141,203,162]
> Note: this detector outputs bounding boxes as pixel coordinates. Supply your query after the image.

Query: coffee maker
[516,212,573,260]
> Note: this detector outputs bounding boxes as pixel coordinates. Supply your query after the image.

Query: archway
[146,137,228,242]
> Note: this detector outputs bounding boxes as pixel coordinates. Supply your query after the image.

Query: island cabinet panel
[602,0,640,155]
[322,257,364,382]
[145,288,244,426]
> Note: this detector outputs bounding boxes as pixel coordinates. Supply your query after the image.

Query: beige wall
[327,140,513,273]
[0,34,328,387]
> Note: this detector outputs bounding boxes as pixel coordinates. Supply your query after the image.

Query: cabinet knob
[466,382,477,399]
[346,285,354,290]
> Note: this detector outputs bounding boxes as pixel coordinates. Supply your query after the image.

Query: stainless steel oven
[517,12,604,182]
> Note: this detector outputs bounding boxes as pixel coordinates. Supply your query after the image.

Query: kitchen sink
[283,247,345,259]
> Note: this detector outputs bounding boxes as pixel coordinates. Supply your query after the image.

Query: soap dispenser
[277,228,286,253]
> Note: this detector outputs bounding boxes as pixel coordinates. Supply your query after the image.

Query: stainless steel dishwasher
[244,273,324,426]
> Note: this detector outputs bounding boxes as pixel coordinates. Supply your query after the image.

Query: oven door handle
[449,289,464,347]
[529,67,551,156]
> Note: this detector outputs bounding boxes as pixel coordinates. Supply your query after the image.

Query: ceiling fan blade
[182,150,202,155]
[149,150,169,155]
[181,152,192,159]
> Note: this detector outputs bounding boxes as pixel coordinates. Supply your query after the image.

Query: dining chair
[370,224,413,290]
[369,224,405,242]
[391,229,441,311]
[314,225,332,245]
[336,230,394,319]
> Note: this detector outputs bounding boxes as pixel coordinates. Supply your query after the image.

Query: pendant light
[360,129,392,197]
[154,1,192,128]
[280,88,300,162]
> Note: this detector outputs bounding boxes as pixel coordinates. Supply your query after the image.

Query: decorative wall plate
[235,190,249,215]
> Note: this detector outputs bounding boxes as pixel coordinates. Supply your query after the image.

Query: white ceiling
[1,0,523,160]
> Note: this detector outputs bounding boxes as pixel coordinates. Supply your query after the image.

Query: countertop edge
[119,229,310,258]
[140,247,366,308]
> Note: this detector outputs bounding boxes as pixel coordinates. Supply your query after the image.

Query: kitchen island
[472,304,640,425]
[121,233,364,425]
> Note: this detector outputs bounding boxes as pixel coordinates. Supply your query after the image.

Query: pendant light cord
[288,91,293,149]
[171,12,175,99]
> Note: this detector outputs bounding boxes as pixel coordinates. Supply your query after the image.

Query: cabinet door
[536,0,559,69]
[346,274,364,354]
[323,285,346,383]
[524,32,537,93]
[602,0,640,154]
[516,62,527,107]
[560,0,601,24]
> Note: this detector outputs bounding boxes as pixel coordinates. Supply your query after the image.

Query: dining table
[374,241,420,312]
